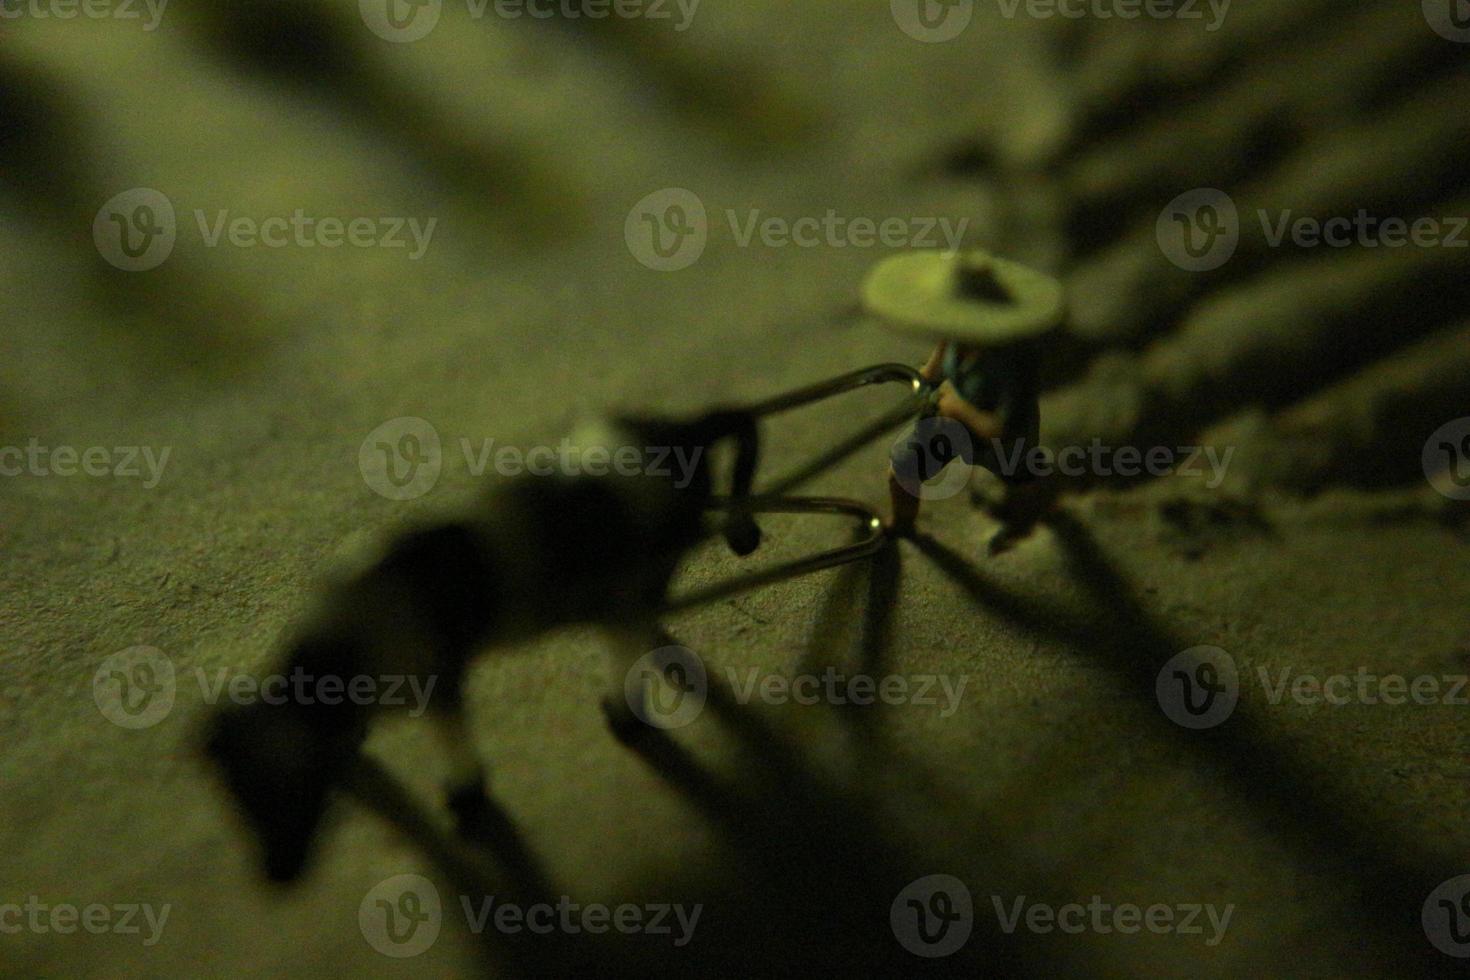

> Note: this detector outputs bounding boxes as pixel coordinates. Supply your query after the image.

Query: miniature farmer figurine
[861,249,1064,550]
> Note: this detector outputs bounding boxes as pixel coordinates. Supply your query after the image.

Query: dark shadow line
[345,754,554,905]
[913,516,1464,976]
[343,754,566,976]
[627,634,1060,977]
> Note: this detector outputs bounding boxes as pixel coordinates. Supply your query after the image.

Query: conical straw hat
[862,249,1064,344]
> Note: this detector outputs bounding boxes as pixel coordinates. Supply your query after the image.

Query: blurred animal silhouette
[207,409,763,882]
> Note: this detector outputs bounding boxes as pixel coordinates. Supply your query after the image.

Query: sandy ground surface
[1,3,1467,977]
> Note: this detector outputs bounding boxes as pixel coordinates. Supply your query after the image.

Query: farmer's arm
[936,383,1003,442]
[919,343,948,383]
